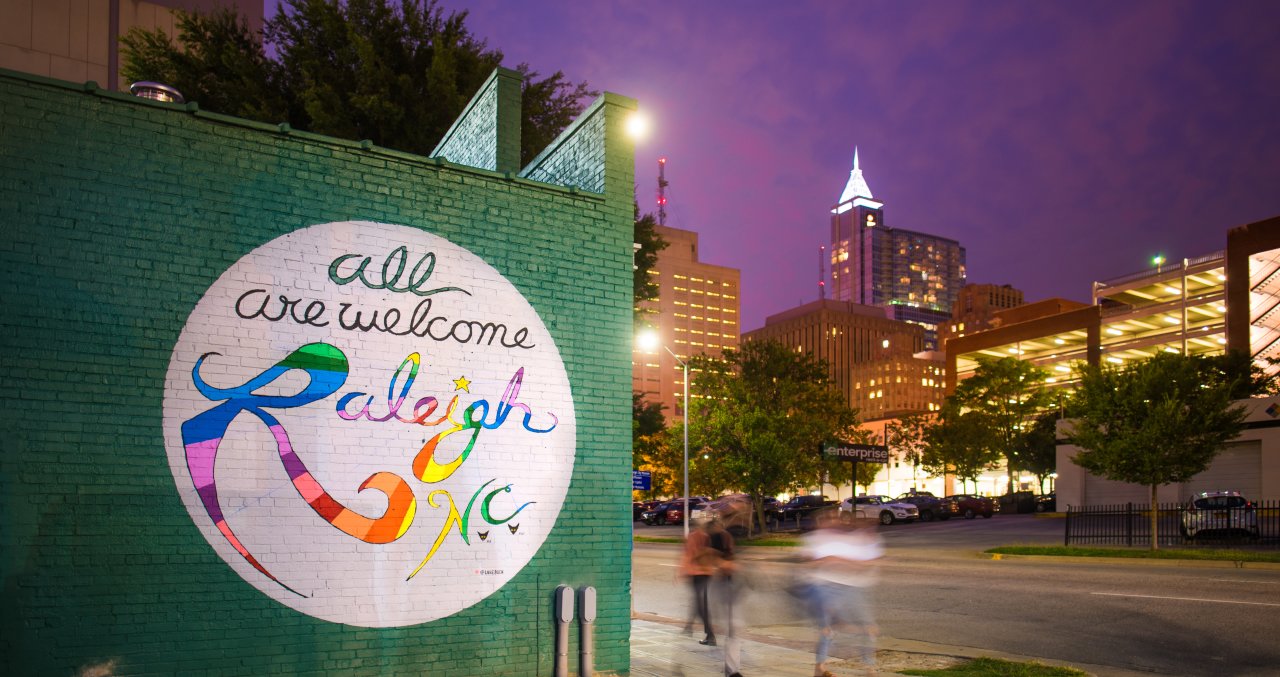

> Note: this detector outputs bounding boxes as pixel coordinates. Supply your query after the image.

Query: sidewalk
[630,614,956,677]
[629,613,1152,677]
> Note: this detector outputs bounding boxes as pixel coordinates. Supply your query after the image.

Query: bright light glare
[625,112,650,141]
[636,328,660,351]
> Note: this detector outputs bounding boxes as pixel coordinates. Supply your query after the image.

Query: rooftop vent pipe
[129,81,185,104]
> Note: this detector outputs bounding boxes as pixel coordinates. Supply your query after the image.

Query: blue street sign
[632,470,652,491]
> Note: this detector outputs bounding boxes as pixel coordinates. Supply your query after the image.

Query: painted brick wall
[521,97,611,195]
[432,67,523,174]
[0,69,636,676]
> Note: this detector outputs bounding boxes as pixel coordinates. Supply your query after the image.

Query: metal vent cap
[129,81,185,104]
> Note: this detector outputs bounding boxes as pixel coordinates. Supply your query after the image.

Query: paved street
[632,515,1280,676]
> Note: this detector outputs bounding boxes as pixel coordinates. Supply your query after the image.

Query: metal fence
[1065,500,1280,548]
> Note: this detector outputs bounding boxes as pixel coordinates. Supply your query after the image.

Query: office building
[742,300,945,422]
[938,283,1025,346]
[633,225,741,419]
[0,0,264,92]
[828,150,966,348]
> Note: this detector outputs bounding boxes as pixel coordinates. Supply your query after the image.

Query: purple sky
[446,1,1280,331]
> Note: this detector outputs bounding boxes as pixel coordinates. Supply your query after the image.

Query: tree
[922,406,1000,492]
[629,394,667,499]
[854,461,880,493]
[887,413,930,487]
[1069,353,1248,550]
[120,8,287,122]
[1015,412,1059,493]
[1207,349,1276,397]
[952,356,1052,494]
[633,209,667,315]
[689,341,860,536]
[121,0,594,166]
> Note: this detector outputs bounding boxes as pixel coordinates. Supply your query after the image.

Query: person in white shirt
[800,509,882,677]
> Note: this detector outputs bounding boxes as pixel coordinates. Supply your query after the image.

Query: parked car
[947,494,996,519]
[658,498,706,526]
[1181,490,1258,540]
[640,501,673,525]
[841,495,919,525]
[1035,493,1057,513]
[894,491,956,521]
[634,500,660,521]
[998,490,1038,514]
[769,495,837,528]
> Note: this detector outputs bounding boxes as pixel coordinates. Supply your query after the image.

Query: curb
[981,552,1280,570]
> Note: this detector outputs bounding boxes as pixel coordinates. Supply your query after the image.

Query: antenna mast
[819,245,827,300]
[657,157,669,226]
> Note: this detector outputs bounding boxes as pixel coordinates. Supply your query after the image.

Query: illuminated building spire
[838,146,874,204]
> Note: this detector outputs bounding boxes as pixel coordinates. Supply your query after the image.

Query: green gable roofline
[0,66,634,200]
[520,92,637,195]
[430,67,523,174]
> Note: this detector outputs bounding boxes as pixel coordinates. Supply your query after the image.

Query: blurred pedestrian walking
[708,499,747,677]
[679,515,718,645]
[800,509,882,677]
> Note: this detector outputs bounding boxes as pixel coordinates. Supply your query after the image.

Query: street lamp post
[637,330,691,537]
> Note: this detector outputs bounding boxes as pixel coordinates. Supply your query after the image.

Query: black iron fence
[1065,500,1280,548]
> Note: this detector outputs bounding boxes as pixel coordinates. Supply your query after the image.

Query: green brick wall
[0,70,636,676]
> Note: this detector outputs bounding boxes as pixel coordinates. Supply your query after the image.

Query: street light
[636,328,691,537]
[625,111,650,142]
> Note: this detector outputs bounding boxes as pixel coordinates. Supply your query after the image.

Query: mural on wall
[162,221,576,627]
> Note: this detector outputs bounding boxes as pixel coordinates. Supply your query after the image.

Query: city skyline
[448,1,1280,332]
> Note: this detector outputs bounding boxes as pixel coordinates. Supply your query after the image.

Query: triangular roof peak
[838,146,874,203]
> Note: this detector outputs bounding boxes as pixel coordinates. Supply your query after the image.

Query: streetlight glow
[625,112,650,141]
[636,328,660,352]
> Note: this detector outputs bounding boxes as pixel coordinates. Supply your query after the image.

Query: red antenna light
[657,158,669,226]
[819,245,827,301]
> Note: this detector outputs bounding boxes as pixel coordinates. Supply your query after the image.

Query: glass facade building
[829,151,966,349]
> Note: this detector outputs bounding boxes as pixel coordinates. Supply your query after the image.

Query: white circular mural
[162,221,576,627]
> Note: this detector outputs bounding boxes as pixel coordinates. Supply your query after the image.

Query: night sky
[445,1,1280,331]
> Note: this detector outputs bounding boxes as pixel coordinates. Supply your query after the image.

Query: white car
[1181,490,1259,540]
[840,495,920,525]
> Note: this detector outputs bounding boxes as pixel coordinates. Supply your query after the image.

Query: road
[631,515,1280,676]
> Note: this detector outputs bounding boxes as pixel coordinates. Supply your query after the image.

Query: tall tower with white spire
[828,148,966,350]
[830,147,887,304]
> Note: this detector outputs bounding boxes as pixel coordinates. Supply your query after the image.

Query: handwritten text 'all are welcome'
[233,246,537,350]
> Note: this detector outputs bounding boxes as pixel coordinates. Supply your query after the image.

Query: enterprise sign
[821,443,889,463]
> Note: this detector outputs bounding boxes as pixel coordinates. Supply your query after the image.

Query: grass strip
[900,656,1087,676]
[987,545,1280,563]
